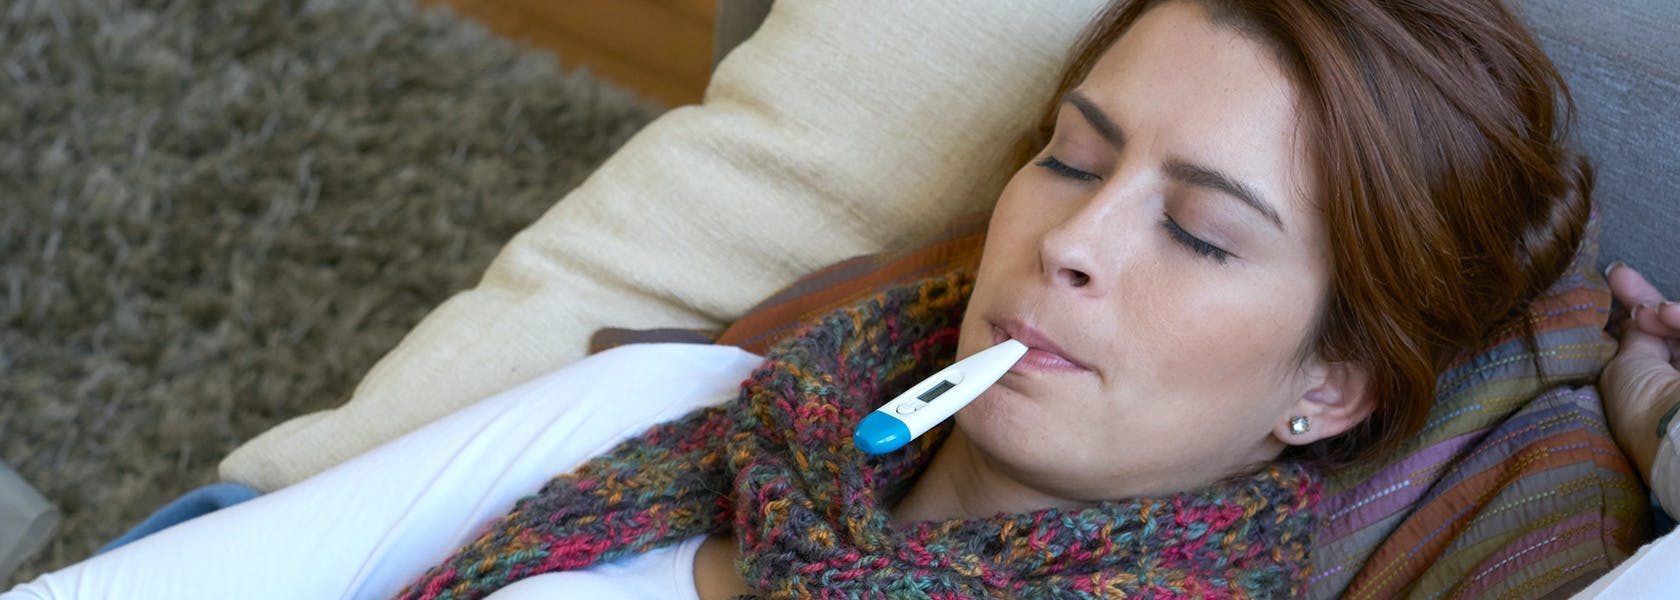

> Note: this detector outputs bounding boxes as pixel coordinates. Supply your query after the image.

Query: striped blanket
[1313,218,1650,598]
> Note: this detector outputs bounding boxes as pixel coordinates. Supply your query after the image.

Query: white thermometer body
[853,339,1027,454]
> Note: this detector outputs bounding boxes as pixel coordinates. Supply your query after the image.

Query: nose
[1037,194,1121,294]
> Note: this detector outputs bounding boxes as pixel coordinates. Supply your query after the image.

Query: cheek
[987,175,1049,241]
[1141,275,1323,394]
[987,164,1088,246]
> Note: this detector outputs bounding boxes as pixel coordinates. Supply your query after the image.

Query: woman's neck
[889,427,1085,526]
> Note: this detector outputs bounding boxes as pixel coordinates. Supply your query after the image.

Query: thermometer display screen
[917,380,957,403]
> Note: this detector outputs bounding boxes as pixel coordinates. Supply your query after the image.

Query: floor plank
[422,0,715,106]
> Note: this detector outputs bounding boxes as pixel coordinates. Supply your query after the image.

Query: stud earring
[1289,416,1310,435]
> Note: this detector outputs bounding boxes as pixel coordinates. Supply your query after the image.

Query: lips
[993,320,1092,373]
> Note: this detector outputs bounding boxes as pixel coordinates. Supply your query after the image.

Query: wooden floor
[422,0,717,106]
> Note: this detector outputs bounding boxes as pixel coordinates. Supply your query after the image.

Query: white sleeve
[3,344,762,600]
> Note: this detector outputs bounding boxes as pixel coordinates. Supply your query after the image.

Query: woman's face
[956,1,1365,500]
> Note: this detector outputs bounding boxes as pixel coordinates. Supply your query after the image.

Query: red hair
[1023,0,1591,465]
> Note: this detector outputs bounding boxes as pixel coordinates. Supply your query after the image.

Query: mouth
[992,320,1092,373]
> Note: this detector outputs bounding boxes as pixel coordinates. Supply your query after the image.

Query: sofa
[202,0,1676,597]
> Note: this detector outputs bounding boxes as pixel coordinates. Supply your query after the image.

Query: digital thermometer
[853,339,1028,454]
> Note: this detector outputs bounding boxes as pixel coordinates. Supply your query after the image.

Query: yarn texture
[398,273,1321,599]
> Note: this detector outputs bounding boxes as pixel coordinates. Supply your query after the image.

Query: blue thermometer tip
[854,412,911,455]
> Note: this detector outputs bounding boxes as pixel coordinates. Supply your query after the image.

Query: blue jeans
[97,483,260,555]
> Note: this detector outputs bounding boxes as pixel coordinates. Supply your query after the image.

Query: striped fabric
[1313,219,1649,598]
[588,212,1651,597]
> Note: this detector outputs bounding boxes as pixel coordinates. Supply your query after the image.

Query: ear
[1275,360,1375,446]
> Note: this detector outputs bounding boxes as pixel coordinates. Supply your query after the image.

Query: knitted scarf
[397,273,1321,599]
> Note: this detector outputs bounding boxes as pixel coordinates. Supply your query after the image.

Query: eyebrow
[1164,160,1286,231]
[1065,91,1127,148]
[1063,91,1286,232]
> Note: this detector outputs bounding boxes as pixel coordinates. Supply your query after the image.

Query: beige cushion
[218,0,1107,491]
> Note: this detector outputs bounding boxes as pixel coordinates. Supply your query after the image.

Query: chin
[956,388,1061,461]
[956,415,1104,501]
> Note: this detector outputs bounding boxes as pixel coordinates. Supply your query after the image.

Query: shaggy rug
[0,0,662,583]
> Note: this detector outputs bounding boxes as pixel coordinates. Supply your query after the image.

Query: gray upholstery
[712,0,1678,293]
[711,0,772,70]
[1518,0,1679,295]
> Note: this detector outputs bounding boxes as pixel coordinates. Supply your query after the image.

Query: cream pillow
[218,0,1107,491]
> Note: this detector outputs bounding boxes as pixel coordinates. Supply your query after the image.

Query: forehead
[1074,1,1318,216]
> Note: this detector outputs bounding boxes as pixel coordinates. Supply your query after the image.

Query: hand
[1602,263,1680,485]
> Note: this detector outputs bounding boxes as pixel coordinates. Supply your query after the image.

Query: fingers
[1607,261,1667,306]
[1659,301,1680,331]
[1606,263,1680,338]
[1631,304,1680,339]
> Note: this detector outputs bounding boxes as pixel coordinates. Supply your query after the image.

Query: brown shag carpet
[0,0,662,583]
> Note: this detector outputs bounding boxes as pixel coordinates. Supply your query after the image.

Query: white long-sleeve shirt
[3,344,763,600]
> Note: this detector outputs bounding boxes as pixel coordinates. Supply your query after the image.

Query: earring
[1289,416,1310,435]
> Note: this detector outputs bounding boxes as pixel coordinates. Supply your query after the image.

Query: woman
[668,0,1588,594]
[3,0,1617,597]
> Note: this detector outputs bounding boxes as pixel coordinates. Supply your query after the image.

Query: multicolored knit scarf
[397,273,1321,599]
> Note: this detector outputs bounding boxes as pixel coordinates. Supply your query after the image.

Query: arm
[1601,263,1680,513]
[5,345,761,599]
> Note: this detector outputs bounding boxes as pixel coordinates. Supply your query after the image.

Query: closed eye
[1034,156,1101,182]
[1161,215,1233,264]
